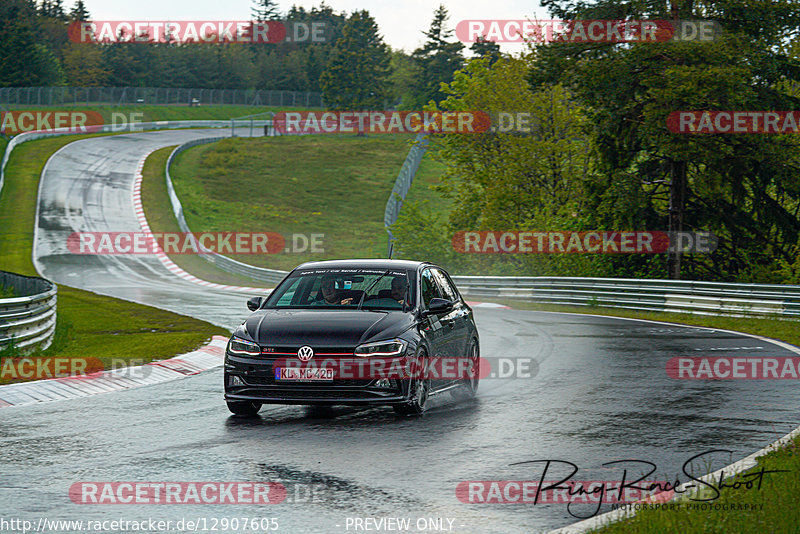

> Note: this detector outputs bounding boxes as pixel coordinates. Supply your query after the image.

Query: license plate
[275,367,334,382]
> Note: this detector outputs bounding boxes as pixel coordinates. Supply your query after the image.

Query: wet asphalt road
[1,130,799,533]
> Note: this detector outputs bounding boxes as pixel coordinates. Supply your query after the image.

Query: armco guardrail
[450,276,800,317]
[165,137,288,284]
[0,271,57,352]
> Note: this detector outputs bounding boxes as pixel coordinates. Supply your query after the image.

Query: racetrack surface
[2,130,798,532]
[33,129,250,329]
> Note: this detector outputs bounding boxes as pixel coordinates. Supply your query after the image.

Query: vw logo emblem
[297,346,314,361]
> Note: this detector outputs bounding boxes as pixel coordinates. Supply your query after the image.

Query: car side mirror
[423,298,454,317]
[247,297,263,311]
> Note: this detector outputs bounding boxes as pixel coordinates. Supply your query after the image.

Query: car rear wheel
[227,401,262,416]
[452,339,479,400]
[394,353,429,415]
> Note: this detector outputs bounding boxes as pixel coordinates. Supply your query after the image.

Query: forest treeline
[0,0,491,111]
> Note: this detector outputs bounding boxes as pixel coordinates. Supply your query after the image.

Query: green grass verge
[168,134,446,271]
[594,437,800,533]
[0,134,229,384]
[402,150,449,215]
[140,146,271,287]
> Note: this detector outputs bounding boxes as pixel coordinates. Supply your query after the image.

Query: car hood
[237,309,416,348]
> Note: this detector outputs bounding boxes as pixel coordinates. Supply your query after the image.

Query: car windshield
[262,268,416,310]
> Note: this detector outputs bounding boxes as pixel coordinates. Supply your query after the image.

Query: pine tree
[69,0,90,22]
[410,5,464,107]
[0,0,64,85]
[320,10,390,111]
[470,36,501,66]
[531,0,800,281]
[50,0,66,20]
[251,0,281,21]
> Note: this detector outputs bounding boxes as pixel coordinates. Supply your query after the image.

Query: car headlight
[354,339,407,357]
[228,337,261,356]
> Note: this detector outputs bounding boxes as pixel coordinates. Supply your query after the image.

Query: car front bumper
[224,352,412,405]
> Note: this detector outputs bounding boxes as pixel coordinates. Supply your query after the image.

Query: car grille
[257,345,355,358]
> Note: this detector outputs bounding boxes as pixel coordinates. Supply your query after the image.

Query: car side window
[432,268,459,303]
[420,269,443,308]
[276,278,301,306]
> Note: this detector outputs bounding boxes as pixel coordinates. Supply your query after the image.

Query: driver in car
[390,277,408,305]
[313,276,354,305]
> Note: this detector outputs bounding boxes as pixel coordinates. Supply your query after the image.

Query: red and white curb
[0,336,229,408]
[132,150,270,295]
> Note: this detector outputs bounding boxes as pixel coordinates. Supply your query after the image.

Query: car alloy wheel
[394,353,429,415]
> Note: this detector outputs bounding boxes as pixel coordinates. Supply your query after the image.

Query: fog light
[228,374,245,386]
[375,379,392,388]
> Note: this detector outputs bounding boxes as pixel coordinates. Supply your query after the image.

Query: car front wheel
[227,401,262,416]
[394,353,429,415]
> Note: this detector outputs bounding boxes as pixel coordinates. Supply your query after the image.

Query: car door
[419,268,452,390]
[431,267,471,381]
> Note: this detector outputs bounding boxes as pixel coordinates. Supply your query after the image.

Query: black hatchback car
[224,259,480,416]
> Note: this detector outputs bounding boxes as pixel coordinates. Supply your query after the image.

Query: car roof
[293,259,433,272]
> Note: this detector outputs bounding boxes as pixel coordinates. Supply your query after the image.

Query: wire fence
[0,87,325,108]
[384,134,429,256]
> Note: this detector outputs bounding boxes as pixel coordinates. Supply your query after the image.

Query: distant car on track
[224,259,480,416]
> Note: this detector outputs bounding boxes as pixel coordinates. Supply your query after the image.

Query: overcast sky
[83,0,550,53]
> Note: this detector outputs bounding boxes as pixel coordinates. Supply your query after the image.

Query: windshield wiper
[357,270,390,310]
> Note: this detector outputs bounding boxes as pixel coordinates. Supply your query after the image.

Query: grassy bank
[595,436,800,533]
[167,134,446,271]
[0,134,229,384]
[140,146,271,287]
